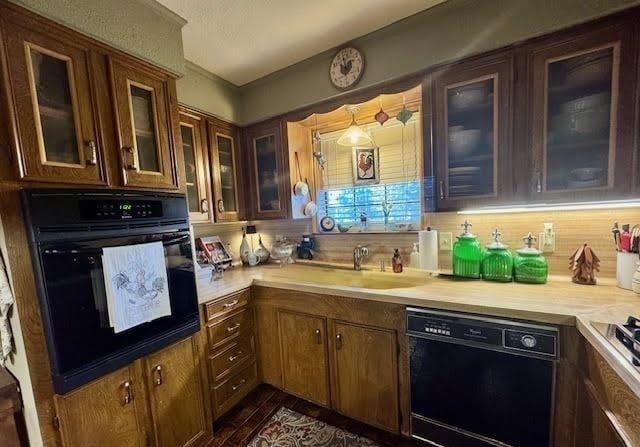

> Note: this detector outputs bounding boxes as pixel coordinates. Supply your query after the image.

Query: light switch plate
[540,223,556,253]
[439,232,453,251]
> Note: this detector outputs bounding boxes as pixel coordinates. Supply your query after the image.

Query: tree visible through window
[317,180,421,228]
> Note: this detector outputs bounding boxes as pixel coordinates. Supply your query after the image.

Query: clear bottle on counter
[481,228,513,282]
[514,233,548,284]
[453,220,482,279]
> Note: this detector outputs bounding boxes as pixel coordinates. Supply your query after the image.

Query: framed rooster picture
[352,147,380,184]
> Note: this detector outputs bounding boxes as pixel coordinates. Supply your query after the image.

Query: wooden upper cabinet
[278,310,330,406]
[179,110,211,222]
[433,55,513,210]
[330,321,399,432]
[246,120,290,220]
[209,118,243,221]
[110,57,178,189]
[0,20,107,184]
[143,337,210,447]
[528,25,637,201]
[54,365,148,447]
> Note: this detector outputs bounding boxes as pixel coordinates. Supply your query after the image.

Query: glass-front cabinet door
[434,57,512,210]
[530,26,636,200]
[248,121,290,220]
[179,111,210,222]
[209,119,242,221]
[2,22,105,184]
[110,57,177,189]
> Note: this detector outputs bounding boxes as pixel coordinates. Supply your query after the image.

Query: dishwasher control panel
[407,307,558,359]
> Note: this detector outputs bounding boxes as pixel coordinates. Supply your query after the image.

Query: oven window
[40,232,197,375]
[409,337,554,447]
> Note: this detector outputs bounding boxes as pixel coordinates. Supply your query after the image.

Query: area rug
[246,406,382,447]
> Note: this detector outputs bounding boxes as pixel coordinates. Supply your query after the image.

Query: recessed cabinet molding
[110,56,178,189]
[1,20,106,184]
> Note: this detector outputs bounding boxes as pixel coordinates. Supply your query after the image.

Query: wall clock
[329,46,365,90]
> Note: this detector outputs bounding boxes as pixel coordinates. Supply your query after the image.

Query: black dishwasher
[407,307,558,447]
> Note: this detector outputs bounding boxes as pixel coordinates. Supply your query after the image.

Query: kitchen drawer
[209,335,255,382]
[207,308,254,349]
[212,361,258,417]
[205,289,250,322]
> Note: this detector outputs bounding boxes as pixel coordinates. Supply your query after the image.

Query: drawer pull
[153,365,163,386]
[227,323,241,333]
[232,378,246,391]
[122,380,133,405]
[122,146,137,170]
[222,299,239,309]
[336,333,343,350]
[85,140,97,165]
[229,349,244,363]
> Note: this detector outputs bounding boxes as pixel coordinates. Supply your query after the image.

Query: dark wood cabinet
[209,118,243,221]
[246,120,290,220]
[433,55,514,210]
[0,19,107,185]
[527,24,638,202]
[179,110,211,222]
[110,57,179,190]
[573,378,627,447]
[278,310,330,406]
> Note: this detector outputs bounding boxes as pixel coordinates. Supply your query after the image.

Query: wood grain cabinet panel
[54,365,148,447]
[109,56,178,189]
[209,118,243,221]
[330,321,399,432]
[207,307,254,350]
[143,337,210,447]
[573,378,627,447]
[0,20,107,184]
[204,289,250,322]
[278,310,330,406]
[179,110,211,222]
[208,334,256,382]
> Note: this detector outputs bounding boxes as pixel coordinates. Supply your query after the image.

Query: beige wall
[176,62,242,123]
[239,0,640,124]
[9,0,187,75]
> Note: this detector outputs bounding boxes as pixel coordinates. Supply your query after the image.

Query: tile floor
[211,384,419,447]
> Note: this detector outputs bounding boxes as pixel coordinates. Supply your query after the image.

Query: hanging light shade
[336,108,373,147]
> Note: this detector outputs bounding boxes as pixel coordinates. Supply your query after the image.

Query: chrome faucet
[353,245,369,271]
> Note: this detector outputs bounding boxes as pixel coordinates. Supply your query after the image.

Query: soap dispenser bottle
[392,249,403,273]
[452,220,482,279]
[514,233,548,284]
[481,228,513,282]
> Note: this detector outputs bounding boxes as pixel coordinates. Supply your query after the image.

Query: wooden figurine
[569,243,600,285]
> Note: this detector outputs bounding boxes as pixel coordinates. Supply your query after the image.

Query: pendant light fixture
[337,105,373,147]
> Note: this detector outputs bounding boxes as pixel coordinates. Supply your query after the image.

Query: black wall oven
[23,189,200,394]
[407,307,558,447]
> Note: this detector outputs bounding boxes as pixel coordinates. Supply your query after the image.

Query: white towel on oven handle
[0,252,14,366]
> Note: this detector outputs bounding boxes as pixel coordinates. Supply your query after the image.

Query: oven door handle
[41,234,191,255]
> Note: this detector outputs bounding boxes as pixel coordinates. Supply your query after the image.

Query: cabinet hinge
[52,415,60,431]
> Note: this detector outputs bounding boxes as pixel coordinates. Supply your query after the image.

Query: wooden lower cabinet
[54,365,148,447]
[574,378,626,447]
[143,337,209,447]
[54,336,211,447]
[330,321,399,432]
[278,311,330,406]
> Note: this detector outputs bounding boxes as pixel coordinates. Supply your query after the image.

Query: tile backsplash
[193,206,637,279]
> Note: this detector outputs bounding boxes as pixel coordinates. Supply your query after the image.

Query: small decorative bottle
[481,228,513,282]
[239,228,250,265]
[410,243,420,268]
[452,220,482,279]
[392,249,403,273]
[514,233,548,284]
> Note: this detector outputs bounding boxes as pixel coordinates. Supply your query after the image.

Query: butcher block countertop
[196,262,640,397]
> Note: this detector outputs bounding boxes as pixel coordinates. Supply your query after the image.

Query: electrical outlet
[540,222,556,253]
[439,232,453,251]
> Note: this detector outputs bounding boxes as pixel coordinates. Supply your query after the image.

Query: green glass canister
[514,232,548,284]
[482,228,513,282]
[453,220,482,279]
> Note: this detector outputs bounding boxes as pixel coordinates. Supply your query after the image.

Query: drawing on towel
[102,241,171,333]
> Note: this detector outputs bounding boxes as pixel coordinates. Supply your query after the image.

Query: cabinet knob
[153,365,163,386]
[201,198,209,213]
[85,140,97,166]
[122,146,138,170]
[217,199,225,213]
[315,329,322,345]
[336,333,343,350]
[122,380,133,405]
[439,180,445,200]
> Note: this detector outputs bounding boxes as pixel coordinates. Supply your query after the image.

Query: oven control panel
[80,199,163,220]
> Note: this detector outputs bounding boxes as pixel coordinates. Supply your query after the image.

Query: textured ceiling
[156,0,447,86]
